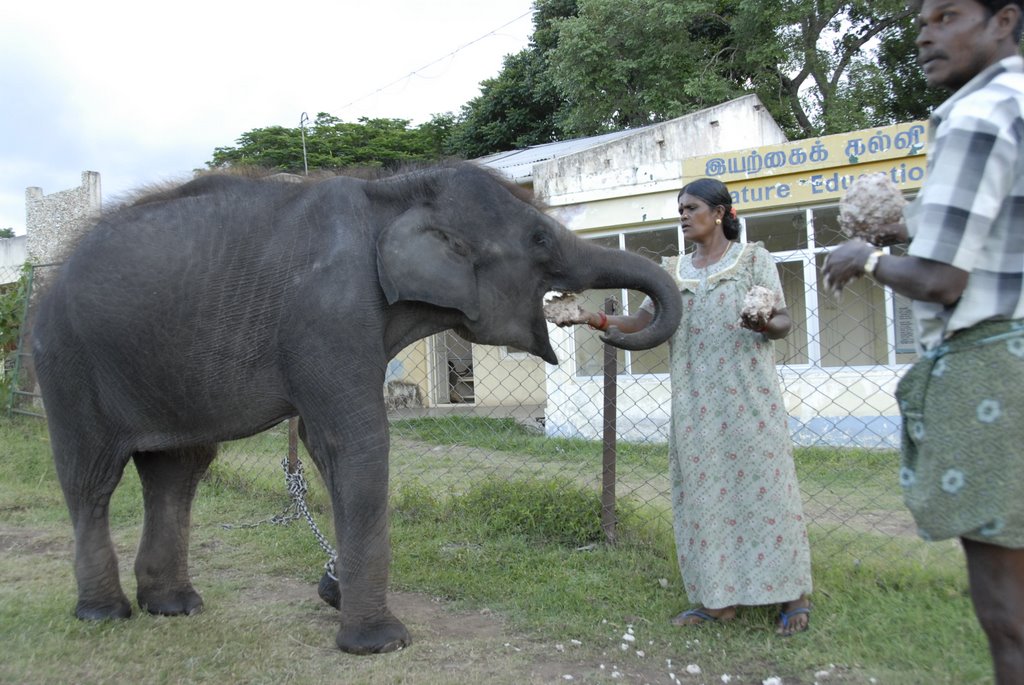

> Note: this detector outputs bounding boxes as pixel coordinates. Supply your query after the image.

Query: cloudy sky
[0,0,535,235]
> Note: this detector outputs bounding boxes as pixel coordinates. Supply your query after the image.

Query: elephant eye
[531,230,551,248]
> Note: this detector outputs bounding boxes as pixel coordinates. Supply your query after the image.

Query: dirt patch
[0,525,72,556]
[1,521,682,683]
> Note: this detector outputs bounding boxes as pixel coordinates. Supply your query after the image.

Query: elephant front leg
[304,419,411,654]
[132,445,217,616]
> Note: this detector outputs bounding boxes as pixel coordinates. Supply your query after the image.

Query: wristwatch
[863,249,885,277]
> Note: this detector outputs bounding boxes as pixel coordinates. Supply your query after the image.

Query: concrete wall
[26,171,101,266]
[472,345,548,408]
[536,95,787,210]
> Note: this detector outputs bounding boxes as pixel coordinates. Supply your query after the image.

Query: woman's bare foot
[671,606,737,626]
[776,596,811,636]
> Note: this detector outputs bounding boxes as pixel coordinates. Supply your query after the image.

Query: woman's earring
[716,218,722,225]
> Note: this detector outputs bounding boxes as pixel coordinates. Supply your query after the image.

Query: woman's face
[678,193,722,242]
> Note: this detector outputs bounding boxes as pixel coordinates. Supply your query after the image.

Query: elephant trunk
[558,242,682,351]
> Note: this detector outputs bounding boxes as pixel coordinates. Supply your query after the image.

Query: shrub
[453,478,607,546]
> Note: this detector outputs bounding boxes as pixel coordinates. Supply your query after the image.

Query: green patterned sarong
[896,318,1024,547]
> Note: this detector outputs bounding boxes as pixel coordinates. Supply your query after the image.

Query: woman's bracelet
[589,311,608,331]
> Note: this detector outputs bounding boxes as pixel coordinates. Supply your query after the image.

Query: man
[822,1,1024,681]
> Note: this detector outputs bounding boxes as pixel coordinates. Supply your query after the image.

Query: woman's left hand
[740,309,772,332]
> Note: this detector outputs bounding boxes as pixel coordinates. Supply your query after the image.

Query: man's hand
[865,222,908,247]
[821,238,878,296]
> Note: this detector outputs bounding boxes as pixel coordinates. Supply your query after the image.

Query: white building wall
[1,236,28,280]
[537,96,795,444]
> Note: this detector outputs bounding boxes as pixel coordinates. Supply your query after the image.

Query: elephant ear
[376,208,481,321]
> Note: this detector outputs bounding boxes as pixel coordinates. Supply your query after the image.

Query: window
[744,211,808,251]
[574,229,676,377]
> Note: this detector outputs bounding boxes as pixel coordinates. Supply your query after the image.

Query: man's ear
[993,3,1022,41]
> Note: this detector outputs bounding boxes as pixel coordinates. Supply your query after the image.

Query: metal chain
[222,456,338,579]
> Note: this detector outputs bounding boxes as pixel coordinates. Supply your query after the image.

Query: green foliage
[453,478,606,545]
[548,0,734,135]
[448,49,562,158]
[728,0,930,136]
[0,264,31,409]
[457,0,940,152]
[0,228,14,238]
[207,113,456,173]
[391,481,445,521]
[394,477,626,547]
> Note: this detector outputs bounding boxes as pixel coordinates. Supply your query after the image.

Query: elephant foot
[75,595,132,621]
[317,570,341,610]
[137,586,204,616]
[335,615,411,655]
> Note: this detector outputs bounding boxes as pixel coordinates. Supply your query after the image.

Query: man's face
[915,0,1004,90]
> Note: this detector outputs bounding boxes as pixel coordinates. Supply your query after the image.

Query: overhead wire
[336,10,533,114]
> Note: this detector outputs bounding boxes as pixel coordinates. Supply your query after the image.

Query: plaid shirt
[906,55,1024,352]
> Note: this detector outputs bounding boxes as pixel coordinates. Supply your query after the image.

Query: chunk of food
[838,172,907,241]
[740,285,778,329]
[543,293,589,325]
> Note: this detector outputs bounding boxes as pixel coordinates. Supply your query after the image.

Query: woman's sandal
[671,607,735,626]
[776,603,811,636]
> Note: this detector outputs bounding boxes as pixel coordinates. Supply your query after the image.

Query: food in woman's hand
[838,172,907,241]
[543,293,588,325]
[740,285,777,329]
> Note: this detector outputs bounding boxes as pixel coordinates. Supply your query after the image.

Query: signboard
[682,121,929,211]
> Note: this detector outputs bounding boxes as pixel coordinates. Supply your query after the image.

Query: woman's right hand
[566,310,605,329]
[550,307,599,328]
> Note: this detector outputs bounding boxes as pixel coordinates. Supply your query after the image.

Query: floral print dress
[647,242,812,608]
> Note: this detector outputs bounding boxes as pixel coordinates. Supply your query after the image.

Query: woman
[576,178,813,635]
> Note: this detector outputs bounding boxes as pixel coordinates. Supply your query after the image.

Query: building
[450,95,925,447]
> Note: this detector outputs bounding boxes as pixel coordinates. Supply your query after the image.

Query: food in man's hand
[838,172,907,241]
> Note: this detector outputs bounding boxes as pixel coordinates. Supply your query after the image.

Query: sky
[0,0,536,235]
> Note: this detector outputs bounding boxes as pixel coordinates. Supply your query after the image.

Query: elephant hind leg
[50,429,134,620]
[133,444,217,616]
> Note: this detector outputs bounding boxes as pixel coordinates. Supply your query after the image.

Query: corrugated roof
[476,128,640,184]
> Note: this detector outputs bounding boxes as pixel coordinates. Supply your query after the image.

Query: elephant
[31,162,682,655]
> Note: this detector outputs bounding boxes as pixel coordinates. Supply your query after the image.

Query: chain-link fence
[3,250,952,574]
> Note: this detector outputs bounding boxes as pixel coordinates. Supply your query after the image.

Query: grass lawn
[0,415,992,684]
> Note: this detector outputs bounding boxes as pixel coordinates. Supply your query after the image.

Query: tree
[448,49,563,158]
[447,0,576,158]
[543,0,927,140]
[726,0,931,136]
[850,14,947,126]
[207,114,449,173]
[454,0,938,151]
[547,0,745,136]
[0,228,14,239]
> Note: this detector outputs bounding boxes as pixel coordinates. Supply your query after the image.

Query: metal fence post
[8,265,42,418]
[601,297,617,545]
